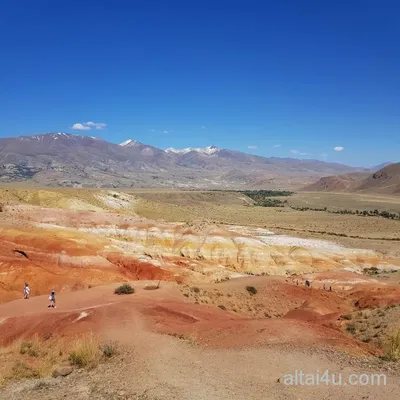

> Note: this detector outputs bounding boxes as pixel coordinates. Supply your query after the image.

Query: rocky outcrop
[0,206,398,303]
[76,223,384,276]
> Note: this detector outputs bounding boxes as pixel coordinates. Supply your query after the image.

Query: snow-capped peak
[23,132,73,141]
[165,145,220,155]
[119,139,140,147]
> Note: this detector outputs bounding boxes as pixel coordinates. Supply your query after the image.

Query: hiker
[305,280,311,288]
[24,283,30,299]
[48,290,56,308]
[329,286,332,292]
[296,280,299,286]
[323,283,326,290]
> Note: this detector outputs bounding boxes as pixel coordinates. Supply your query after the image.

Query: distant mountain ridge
[303,163,400,195]
[370,162,393,172]
[0,132,368,189]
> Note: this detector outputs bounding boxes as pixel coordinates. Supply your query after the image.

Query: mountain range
[0,132,386,189]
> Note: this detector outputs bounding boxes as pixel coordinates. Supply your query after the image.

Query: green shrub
[246,286,257,295]
[114,284,134,295]
[342,314,352,320]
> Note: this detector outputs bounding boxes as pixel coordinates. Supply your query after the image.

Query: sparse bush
[34,381,51,390]
[10,362,39,380]
[362,337,371,343]
[114,284,134,295]
[42,333,53,341]
[218,305,227,310]
[191,286,200,293]
[346,323,356,334]
[101,342,118,359]
[19,342,31,354]
[246,286,257,295]
[343,314,352,320]
[19,339,41,357]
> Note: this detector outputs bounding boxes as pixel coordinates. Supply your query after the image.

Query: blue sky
[0,0,398,167]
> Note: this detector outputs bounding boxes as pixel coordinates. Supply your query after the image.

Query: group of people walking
[295,279,332,291]
[23,283,56,308]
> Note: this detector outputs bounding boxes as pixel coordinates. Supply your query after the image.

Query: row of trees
[231,190,399,220]
[289,206,400,221]
[237,190,293,207]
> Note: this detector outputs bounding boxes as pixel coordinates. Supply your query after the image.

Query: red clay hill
[303,162,400,194]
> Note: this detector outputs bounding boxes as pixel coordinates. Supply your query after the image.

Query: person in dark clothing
[48,290,56,308]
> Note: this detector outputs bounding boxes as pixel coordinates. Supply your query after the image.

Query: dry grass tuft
[383,328,400,361]
[68,332,101,368]
[0,332,114,385]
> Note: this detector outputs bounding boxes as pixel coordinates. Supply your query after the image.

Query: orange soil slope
[300,271,400,308]
[0,281,377,357]
[0,226,179,303]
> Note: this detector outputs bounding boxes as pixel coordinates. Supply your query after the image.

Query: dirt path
[1,332,399,399]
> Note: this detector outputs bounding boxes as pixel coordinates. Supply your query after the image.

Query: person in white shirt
[24,283,30,299]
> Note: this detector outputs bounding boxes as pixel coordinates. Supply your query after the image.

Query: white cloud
[290,149,306,155]
[85,121,106,130]
[273,144,281,148]
[163,130,169,134]
[72,121,107,130]
[201,126,206,129]
[333,146,344,152]
[247,145,258,149]
[72,123,90,131]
